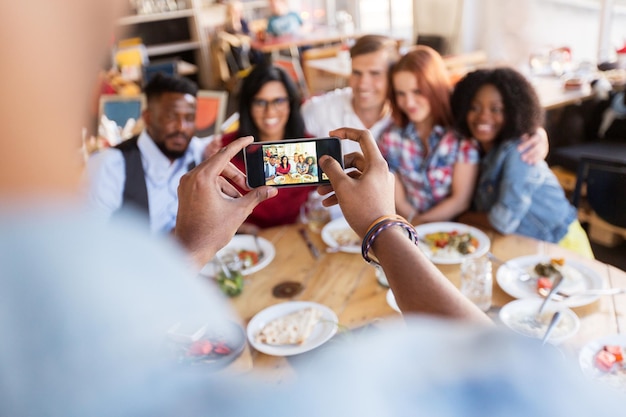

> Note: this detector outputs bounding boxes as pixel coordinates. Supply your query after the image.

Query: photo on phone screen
[244,137,343,188]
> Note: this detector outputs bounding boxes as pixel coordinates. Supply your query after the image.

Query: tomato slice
[595,349,617,372]
[537,277,553,292]
[188,340,213,356]
[604,345,624,363]
[238,250,259,266]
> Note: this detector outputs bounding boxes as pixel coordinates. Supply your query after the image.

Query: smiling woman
[218,63,314,229]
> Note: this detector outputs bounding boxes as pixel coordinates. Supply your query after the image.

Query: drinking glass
[374,265,389,288]
[460,256,493,312]
[300,192,331,233]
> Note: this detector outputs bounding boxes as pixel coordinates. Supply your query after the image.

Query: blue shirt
[473,138,577,242]
[266,12,302,37]
[84,131,205,234]
[0,204,622,416]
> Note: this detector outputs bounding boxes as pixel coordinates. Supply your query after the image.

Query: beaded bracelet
[361,217,419,265]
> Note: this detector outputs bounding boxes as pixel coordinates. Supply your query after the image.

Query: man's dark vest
[114,136,197,217]
[115,136,149,215]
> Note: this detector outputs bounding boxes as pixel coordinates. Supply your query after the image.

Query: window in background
[356,0,413,40]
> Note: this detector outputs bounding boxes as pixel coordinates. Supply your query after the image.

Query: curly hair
[388,46,453,129]
[238,63,306,140]
[450,67,544,144]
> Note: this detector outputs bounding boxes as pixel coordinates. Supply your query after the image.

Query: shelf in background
[117,9,195,26]
[145,40,201,57]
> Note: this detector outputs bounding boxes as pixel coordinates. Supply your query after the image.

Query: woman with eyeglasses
[221,63,314,232]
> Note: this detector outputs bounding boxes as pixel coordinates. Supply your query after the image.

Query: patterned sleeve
[456,136,480,164]
[377,125,401,172]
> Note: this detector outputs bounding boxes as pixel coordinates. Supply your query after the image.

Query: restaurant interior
[86,0,626,384]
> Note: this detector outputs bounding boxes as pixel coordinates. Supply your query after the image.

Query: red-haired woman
[379,46,480,225]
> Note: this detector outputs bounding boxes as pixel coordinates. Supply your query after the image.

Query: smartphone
[243,137,343,188]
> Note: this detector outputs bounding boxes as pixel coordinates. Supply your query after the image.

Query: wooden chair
[195,90,228,139]
[572,156,626,246]
[210,31,253,95]
[273,57,309,98]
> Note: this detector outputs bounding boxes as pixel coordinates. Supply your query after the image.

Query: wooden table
[251,27,357,57]
[267,173,318,185]
[228,222,626,380]
[530,75,594,110]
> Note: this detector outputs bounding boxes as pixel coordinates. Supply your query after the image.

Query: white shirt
[301,87,392,154]
[84,131,205,234]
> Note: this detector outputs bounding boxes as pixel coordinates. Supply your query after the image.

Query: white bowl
[499,298,580,345]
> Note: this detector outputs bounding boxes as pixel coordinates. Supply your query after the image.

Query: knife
[299,228,320,259]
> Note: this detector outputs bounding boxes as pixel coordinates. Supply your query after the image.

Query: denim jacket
[473,138,577,243]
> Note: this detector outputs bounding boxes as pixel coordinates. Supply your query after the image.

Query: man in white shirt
[85,74,205,234]
[301,35,399,154]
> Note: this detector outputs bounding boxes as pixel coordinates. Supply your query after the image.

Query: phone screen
[244,137,343,188]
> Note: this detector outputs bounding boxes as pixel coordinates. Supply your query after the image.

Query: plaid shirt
[379,123,479,212]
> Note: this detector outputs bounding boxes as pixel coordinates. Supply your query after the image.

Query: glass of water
[460,256,493,312]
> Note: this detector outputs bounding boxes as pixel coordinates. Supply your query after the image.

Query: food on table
[302,174,314,182]
[329,227,360,248]
[185,338,234,363]
[217,269,244,297]
[595,345,625,372]
[537,277,553,292]
[533,258,584,295]
[255,307,322,345]
[274,175,285,184]
[238,250,259,268]
[422,230,479,256]
[534,258,564,277]
[291,173,301,180]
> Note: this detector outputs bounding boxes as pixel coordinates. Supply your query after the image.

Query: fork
[253,233,265,260]
[487,252,531,282]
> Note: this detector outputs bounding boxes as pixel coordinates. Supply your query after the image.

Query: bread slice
[256,307,322,345]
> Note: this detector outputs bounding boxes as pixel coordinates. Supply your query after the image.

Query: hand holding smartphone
[243,137,343,188]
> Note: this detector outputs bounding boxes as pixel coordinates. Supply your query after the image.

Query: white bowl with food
[499,298,580,345]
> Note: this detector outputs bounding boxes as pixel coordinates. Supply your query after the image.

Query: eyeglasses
[251,97,289,111]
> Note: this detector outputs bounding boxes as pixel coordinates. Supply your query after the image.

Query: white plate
[414,222,490,264]
[321,217,360,254]
[386,289,401,313]
[499,298,580,344]
[579,334,626,391]
[200,235,275,277]
[247,301,338,356]
[496,255,605,307]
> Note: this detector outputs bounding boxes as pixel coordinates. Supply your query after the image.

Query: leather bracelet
[364,214,406,237]
[361,218,419,265]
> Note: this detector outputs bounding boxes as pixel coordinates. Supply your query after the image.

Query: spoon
[541,311,562,345]
[537,272,565,315]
